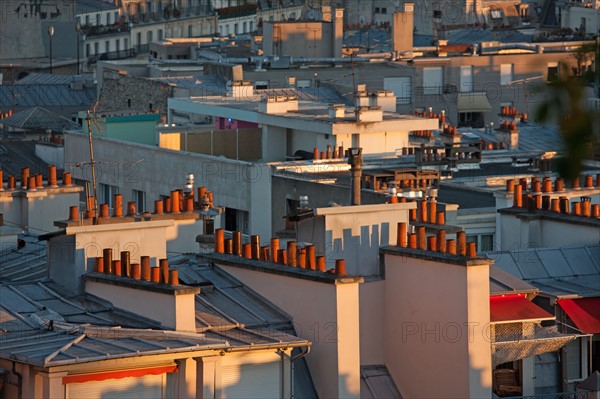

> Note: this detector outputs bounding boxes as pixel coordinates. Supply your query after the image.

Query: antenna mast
[86,110,99,224]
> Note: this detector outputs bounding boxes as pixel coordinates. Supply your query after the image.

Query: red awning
[558,297,600,334]
[490,294,554,324]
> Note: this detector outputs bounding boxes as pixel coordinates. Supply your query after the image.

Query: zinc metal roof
[0,325,256,367]
[0,107,80,131]
[0,234,48,283]
[0,76,96,108]
[173,260,292,331]
[487,244,600,298]
[0,142,53,182]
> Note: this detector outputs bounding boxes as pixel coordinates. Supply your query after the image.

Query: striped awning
[457,92,492,113]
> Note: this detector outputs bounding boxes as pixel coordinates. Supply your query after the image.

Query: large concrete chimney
[348,147,363,205]
[393,3,414,57]
[332,7,344,58]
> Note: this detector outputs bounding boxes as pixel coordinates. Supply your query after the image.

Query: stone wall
[98,72,173,116]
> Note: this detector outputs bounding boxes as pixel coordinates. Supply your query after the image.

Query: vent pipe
[348,147,363,206]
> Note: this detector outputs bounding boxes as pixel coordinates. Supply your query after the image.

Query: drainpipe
[279,346,310,399]
[11,362,22,399]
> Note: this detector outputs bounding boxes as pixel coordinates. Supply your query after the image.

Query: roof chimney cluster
[313,145,345,161]
[507,176,600,218]
[66,186,216,224]
[0,166,68,191]
[213,228,348,276]
[93,249,179,285]
[396,222,477,258]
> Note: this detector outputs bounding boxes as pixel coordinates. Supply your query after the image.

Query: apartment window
[381,7,387,14]
[460,65,474,92]
[85,43,90,57]
[433,10,442,19]
[423,67,444,95]
[85,15,90,25]
[124,38,129,50]
[158,29,163,40]
[548,62,559,82]
[114,11,119,22]
[94,42,99,54]
[242,22,247,33]
[115,39,120,52]
[96,13,101,25]
[480,234,494,252]
[188,25,193,37]
[490,9,502,19]
[249,21,254,31]
[375,7,380,13]
[147,31,153,44]
[105,41,110,53]
[100,184,119,207]
[500,64,513,86]
[133,190,146,213]
[107,12,112,25]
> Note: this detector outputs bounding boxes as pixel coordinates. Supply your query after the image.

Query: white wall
[48,220,172,293]
[217,263,361,399]
[65,133,272,237]
[383,252,492,398]
[297,204,414,275]
[499,213,600,250]
[0,188,81,235]
[35,144,64,167]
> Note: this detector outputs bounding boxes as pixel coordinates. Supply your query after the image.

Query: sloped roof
[0,142,52,181]
[0,325,254,367]
[0,107,80,131]
[0,250,311,371]
[487,244,600,298]
[0,74,96,108]
[0,234,48,283]
[361,365,403,399]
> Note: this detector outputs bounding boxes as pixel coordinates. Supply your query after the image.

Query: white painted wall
[48,220,172,293]
[383,253,492,398]
[35,144,64,167]
[499,213,600,250]
[297,203,414,275]
[65,133,272,237]
[0,187,81,235]
[86,279,198,331]
[217,263,361,399]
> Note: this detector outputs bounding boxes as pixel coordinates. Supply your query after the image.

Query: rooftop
[487,244,600,298]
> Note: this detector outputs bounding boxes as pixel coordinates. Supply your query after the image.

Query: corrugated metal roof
[361,365,402,399]
[487,244,600,298]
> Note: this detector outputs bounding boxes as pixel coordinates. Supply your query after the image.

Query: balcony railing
[82,23,130,37]
[87,49,136,65]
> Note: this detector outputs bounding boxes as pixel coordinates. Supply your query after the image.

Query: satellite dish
[307,9,316,20]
